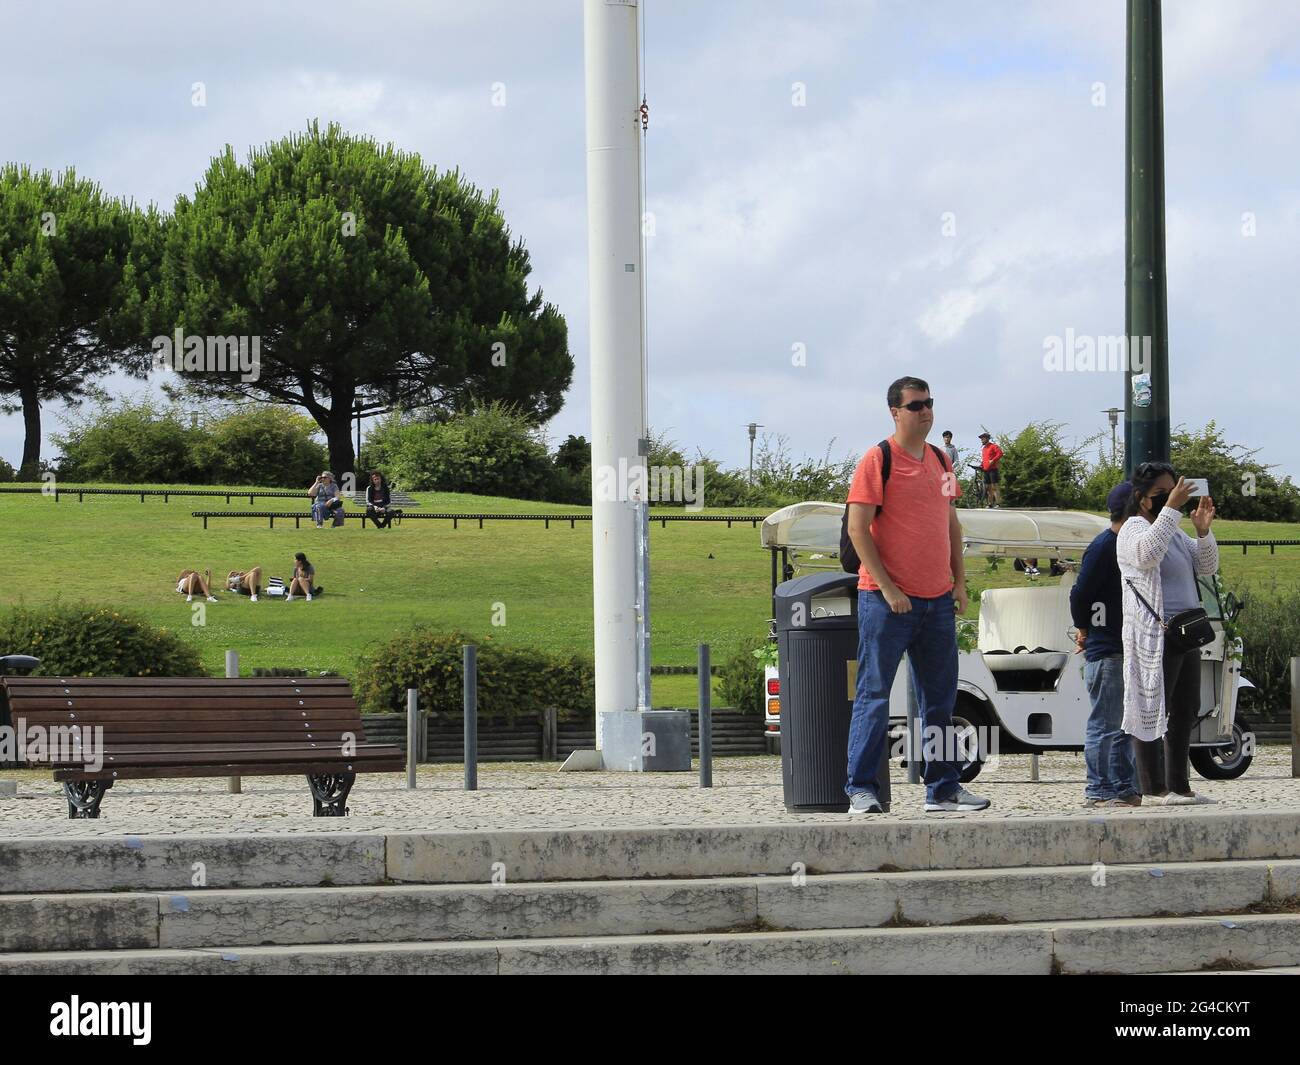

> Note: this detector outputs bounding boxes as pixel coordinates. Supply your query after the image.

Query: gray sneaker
[925,786,991,812]
[849,791,884,814]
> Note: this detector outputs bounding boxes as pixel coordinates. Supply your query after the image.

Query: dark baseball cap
[1107,481,1133,514]
[978,432,991,440]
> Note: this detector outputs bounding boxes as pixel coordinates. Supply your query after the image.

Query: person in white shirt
[1116,462,1218,805]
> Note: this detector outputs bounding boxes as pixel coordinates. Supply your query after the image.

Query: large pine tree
[0,165,159,478]
[145,122,572,478]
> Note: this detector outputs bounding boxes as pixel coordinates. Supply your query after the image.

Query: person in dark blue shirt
[1069,482,1139,806]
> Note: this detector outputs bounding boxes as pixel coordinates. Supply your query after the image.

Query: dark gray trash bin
[776,572,890,812]
[0,656,39,760]
[0,655,40,676]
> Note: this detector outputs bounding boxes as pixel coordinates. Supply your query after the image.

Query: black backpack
[840,439,949,574]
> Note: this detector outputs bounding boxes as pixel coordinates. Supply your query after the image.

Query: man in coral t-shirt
[978,432,1004,507]
[843,376,990,814]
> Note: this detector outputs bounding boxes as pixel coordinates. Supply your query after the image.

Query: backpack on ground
[839,439,949,574]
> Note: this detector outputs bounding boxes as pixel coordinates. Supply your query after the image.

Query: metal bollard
[464,645,478,791]
[406,688,419,790]
[698,644,712,788]
[1030,752,1040,782]
[225,651,241,794]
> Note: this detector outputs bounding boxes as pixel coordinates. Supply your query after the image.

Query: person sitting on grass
[365,471,394,529]
[175,569,217,603]
[308,471,344,528]
[226,567,262,602]
[285,552,321,601]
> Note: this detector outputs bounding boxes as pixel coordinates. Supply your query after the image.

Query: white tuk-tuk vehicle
[760,502,1254,782]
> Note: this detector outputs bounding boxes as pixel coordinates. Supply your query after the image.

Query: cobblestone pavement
[1,749,1296,838]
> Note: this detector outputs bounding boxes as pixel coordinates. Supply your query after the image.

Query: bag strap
[1123,577,1164,626]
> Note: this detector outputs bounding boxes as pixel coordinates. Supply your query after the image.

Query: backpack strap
[876,440,892,511]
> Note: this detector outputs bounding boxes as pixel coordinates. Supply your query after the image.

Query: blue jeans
[1083,655,1136,800]
[312,500,342,525]
[847,589,961,804]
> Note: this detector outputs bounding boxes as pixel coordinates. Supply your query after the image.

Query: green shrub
[54,399,203,483]
[365,403,556,500]
[1079,456,1126,513]
[191,406,327,487]
[1226,578,1300,720]
[353,627,593,720]
[1172,422,1300,521]
[996,421,1093,509]
[54,399,328,487]
[0,603,206,677]
[715,635,768,714]
[0,455,13,482]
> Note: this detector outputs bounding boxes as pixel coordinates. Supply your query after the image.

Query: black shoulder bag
[1124,578,1215,654]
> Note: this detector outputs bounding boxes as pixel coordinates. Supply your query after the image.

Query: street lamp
[746,422,764,483]
[1102,407,1122,465]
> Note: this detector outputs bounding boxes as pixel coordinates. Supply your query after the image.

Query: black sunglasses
[894,397,935,412]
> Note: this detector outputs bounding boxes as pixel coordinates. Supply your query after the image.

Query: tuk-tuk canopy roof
[760,502,1111,559]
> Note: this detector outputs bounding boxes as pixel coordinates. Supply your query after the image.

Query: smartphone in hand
[1186,478,1209,498]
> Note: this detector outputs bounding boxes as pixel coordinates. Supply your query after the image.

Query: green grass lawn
[2,482,1297,706]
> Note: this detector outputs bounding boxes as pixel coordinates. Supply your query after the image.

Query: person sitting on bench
[309,471,344,528]
[175,569,217,603]
[366,470,394,529]
[227,567,262,602]
[286,552,321,601]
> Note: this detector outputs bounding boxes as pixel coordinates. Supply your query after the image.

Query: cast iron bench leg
[307,772,356,817]
[65,780,111,819]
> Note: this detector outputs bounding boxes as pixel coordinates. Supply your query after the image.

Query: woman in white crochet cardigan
[1116,462,1218,805]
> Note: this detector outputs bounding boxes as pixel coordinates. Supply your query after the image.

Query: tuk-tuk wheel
[1189,720,1253,781]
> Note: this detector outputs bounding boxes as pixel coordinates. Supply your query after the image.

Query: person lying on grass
[175,569,217,603]
[226,567,262,602]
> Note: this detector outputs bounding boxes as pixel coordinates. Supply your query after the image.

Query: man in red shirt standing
[978,431,1003,508]
[843,376,990,813]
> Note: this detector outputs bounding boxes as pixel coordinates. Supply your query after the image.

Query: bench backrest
[977,570,1077,654]
[0,677,368,754]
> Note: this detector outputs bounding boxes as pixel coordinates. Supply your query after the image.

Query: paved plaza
[2,748,1296,838]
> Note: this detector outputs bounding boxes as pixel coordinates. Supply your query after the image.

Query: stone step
[4,912,1299,975]
[6,809,1300,893]
[4,860,1297,953]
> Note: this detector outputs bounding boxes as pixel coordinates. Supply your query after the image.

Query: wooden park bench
[0,676,404,819]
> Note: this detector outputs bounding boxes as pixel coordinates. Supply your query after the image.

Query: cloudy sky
[2,0,1298,484]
